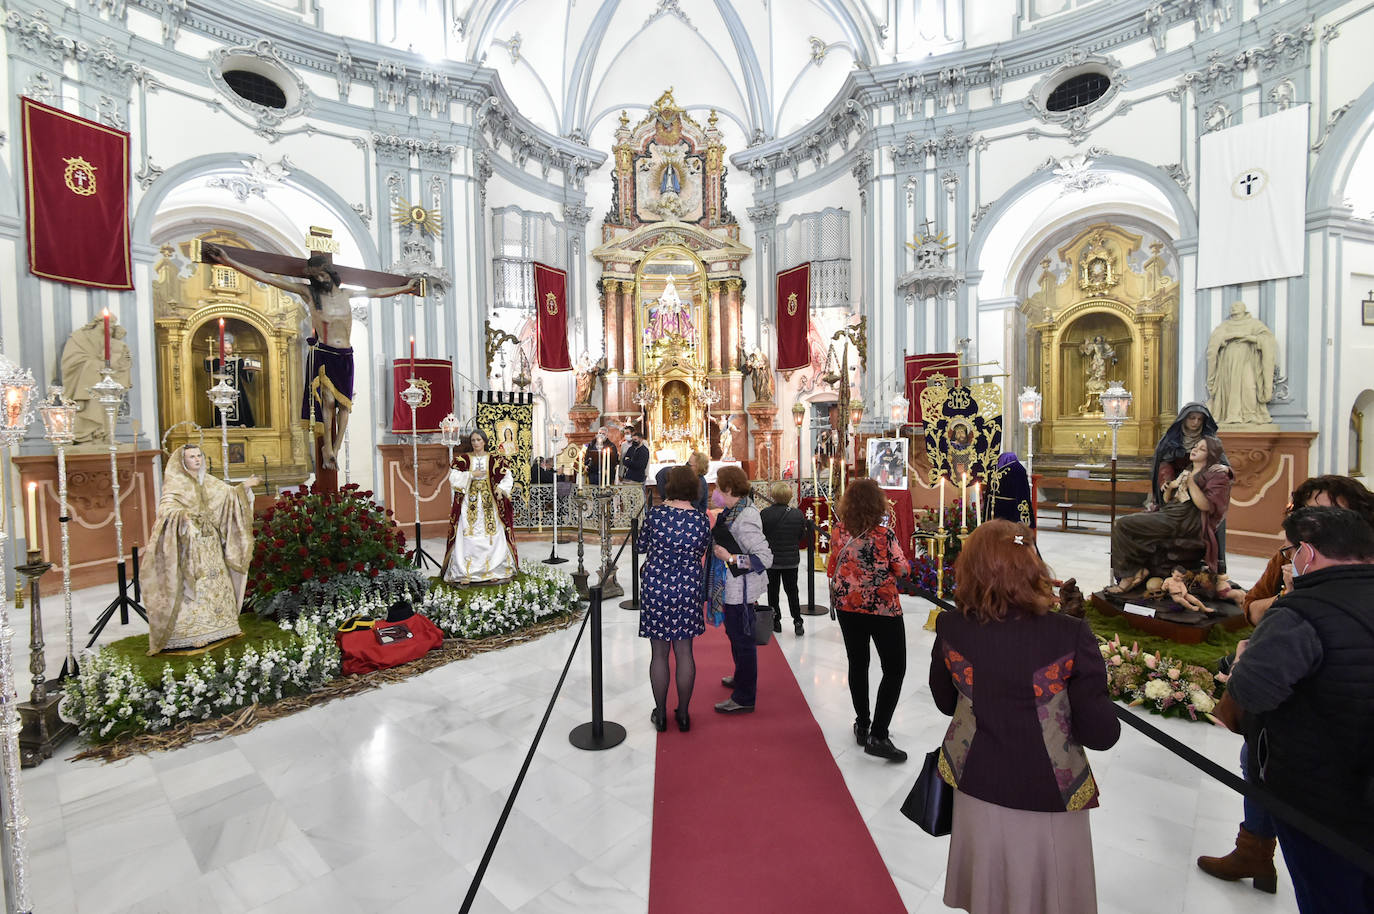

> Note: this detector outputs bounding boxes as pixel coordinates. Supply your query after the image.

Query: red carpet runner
[648,624,907,912]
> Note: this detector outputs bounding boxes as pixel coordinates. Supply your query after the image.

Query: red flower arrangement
[247,484,410,615]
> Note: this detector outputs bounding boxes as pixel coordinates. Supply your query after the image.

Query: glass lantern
[0,352,38,446]
[849,398,865,429]
[889,393,909,429]
[438,413,462,448]
[791,401,806,429]
[1018,386,1043,426]
[1101,382,1133,427]
[38,386,76,445]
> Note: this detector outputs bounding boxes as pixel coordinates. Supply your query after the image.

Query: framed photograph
[866,437,909,490]
[1363,294,1374,326]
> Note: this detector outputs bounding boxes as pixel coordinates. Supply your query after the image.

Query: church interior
[1,0,1373,910]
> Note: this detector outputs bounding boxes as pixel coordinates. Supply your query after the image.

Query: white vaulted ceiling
[454,0,890,148]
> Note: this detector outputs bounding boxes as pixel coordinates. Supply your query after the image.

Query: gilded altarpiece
[153,231,311,483]
[1023,225,1178,459]
[592,90,753,463]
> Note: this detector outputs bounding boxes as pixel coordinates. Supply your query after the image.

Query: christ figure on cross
[201,241,419,471]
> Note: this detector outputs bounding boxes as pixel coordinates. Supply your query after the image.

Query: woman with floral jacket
[827,479,912,761]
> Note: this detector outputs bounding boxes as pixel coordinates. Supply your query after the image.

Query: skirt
[943,790,1098,914]
[1109,499,1204,579]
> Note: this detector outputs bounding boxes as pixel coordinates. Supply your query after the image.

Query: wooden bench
[1035,475,1151,531]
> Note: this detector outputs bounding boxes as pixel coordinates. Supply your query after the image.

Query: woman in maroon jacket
[931,519,1120,914]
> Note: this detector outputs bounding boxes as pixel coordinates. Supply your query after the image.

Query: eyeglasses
[1279,544,1299,560]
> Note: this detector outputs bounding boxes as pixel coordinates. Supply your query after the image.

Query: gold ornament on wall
[392,197,443,237]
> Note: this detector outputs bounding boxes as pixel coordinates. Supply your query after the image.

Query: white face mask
[1292,543,1312,578]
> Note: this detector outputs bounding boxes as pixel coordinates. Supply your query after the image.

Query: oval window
[1045,72,1111,113]
[222,69,288,110]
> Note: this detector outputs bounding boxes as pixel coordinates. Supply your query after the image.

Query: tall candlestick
[938,476,946,530]
[973,481,981,525]
[409,336,416,377]
[102,309,111,363]
[961,472,968,529]
[26,482,38,548]
[218,317,226,362]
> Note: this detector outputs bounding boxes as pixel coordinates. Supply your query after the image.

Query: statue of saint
[1206,302,1278,427]
[201,243,418,469]
[742,348,775,404]
[1077,334,1115,414]
[61,316,133,444]
[714,414,739,461]
[143,445,259,654]
[646,277,695,343]
[573,353,606,406]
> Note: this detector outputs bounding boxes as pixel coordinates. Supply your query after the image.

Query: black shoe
[864,735,908,762]
[675,708,691,732]
[721,675,735,688]
[772,613,782,633]
[650,708,667,733]
[853,721,870,746]
[794,619,805,636]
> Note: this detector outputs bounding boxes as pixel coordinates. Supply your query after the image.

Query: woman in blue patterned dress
[639,465,713,733]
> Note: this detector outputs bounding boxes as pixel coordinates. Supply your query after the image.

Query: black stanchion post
[800,538,827,616]
[569,585,627,750]
[620,517,640,610]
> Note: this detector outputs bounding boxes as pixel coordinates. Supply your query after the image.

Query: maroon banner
[905,352,959,424]
[533,262,572,371]
[776,263,811,371]
[22,97,132,290]
[391,358,454,434]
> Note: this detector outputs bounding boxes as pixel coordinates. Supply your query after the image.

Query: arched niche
[1056,310,1135,418]
[1352,389,1374,478]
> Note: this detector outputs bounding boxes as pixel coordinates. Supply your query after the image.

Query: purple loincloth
[302,338,354,428]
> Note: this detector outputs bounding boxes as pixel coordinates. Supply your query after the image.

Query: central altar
[591,89,752,463]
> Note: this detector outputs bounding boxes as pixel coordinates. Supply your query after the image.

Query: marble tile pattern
[16,531,1300,912]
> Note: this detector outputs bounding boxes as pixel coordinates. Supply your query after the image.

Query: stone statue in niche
[1206,302,1278,428]
[573,353,607,407]
[62,316,133,444]
[742,347,775,404]
[714,413,739,461]
[1077,334,1116,415]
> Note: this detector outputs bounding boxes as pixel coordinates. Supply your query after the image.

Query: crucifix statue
[198,229,421,485]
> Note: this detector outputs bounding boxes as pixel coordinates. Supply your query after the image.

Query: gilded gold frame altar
[153,231,311,482]
[1023,224,1179,459]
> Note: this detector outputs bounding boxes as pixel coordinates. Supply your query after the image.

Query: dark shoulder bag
[900,748,954,837]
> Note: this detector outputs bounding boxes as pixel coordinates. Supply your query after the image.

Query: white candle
[961,472,968,528]
[26,482,38,549]
[938,476,946,530]
[973,481,981,524]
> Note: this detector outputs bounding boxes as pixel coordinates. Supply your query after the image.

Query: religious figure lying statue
[1106,435,1233,594]
[143,445,259,654]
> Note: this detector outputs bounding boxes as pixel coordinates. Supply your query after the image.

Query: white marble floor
[11,530,1300,913]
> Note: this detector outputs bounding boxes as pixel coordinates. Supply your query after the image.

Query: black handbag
[900,748,954,837]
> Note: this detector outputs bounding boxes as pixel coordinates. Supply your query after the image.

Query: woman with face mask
[143,445,260,654]
[1108,435,1232,593]
[709,466,772,713]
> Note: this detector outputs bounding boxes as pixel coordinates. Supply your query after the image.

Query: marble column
[603,279,620,372]
[621,281,636,375]
[708,281,723,372]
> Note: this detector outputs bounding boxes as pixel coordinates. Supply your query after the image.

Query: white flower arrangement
[61,568,579,743]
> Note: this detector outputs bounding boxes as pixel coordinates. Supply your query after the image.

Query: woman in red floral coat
[827,478,912,761]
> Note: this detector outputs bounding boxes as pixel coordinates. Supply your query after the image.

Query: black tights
[650,638,697,714]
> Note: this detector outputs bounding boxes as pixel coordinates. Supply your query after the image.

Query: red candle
[409,336,416,377]
[218,318,226,362]
[102,309,111,362]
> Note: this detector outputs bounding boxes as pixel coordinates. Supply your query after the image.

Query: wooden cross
[192,227,425,297]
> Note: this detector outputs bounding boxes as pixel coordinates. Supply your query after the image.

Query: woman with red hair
[930,519,1120,914]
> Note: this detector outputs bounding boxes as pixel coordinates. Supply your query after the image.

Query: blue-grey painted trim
[1309,77,1374,211]
[566,0,622,133]
[712,0,769,132]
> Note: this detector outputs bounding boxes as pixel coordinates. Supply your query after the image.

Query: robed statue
[143,445,259,654]
[1206,302,1278,427]
[1077,335,1115,415]
[742,347,775,404]
[62,316,133,444]
[574,353,607,406]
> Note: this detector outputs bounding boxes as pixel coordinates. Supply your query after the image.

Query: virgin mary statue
[442,430,519,584]
[144,445,258,654]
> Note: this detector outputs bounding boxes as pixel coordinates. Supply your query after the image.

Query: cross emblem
[1238,173,1260,195]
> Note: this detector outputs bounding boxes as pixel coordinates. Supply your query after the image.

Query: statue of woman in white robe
[441,430,519,584]
[144,445,258,654]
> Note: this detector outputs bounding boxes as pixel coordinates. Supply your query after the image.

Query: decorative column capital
[746,202,779,226]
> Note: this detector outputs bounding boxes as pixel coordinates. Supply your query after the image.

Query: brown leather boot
[1197,826,1278,893]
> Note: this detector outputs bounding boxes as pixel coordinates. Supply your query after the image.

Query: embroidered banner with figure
[22,97,133,289]
[776,263,811,371]
[920,382,1003,484]
[533,263,572,371]
[390,359,453,434]
[905,352,959,424]
[476,391,534,493]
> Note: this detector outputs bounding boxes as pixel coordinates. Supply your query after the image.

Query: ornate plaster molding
[1176,22,1314,99]
[1023,48,1127,144]
[209,39,313,129]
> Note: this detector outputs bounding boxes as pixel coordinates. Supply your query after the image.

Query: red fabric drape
[533,263,572,371]
[776,263,811,371]
[22,97,132,289]
[905,353,959,424]
[390,358,454,433]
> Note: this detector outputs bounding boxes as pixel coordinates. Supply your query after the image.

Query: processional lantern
[1101,382,1132,430]
[0,353,37,444]
[849,398,865,430]
[888,393,908,429]
[1018,386,1043,477]
[791,401,806,429]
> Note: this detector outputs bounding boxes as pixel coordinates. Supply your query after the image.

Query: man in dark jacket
[759,481,815,636]
[584,426,619,485]
[622,428,650,483]
[1219,506,1374,914]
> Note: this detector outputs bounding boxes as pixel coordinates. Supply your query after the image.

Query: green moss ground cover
[1081,603,1251,672]
[103,614,298,686]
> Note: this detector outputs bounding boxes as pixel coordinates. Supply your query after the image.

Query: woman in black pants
[826,479,912,761]
[760,482,814,636]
